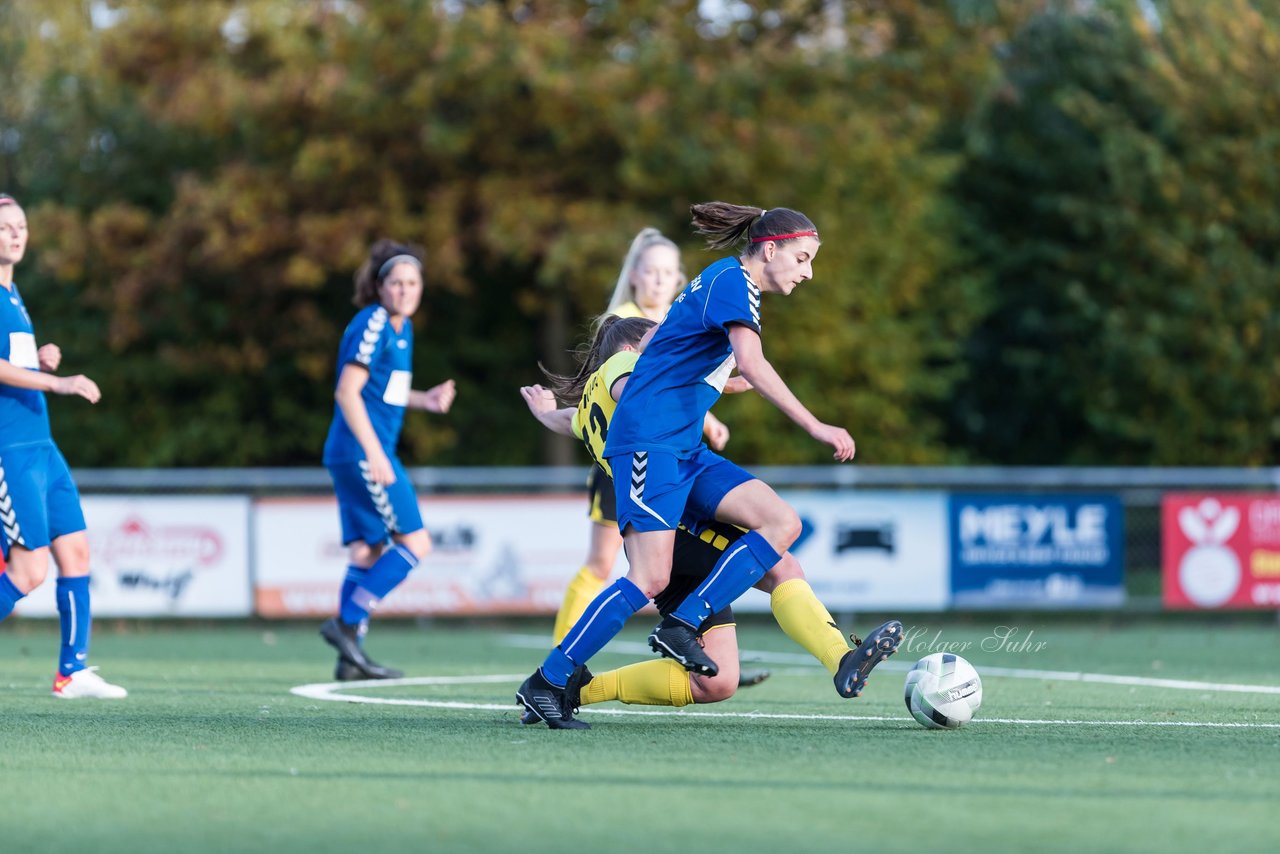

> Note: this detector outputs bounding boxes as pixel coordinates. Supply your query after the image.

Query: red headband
[750,231,817,243]
[0,198,15,207]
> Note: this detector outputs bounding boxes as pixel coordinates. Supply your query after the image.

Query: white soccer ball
[903,652,983,730]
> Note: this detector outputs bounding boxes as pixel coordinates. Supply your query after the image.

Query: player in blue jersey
[0,193,127,699]
[517,202,901,728]
[320,239,456,681]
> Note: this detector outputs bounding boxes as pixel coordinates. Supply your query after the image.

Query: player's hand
[37,343,61,372]
[422,379,456,414]
[520,384,557,417]
[50,374,100,404]
[810,423,855,462]
[722,375,753,394]
[364,450,396,485]
[703,412,730,451]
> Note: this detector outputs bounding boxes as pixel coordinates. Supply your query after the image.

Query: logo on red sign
[1162,494,1280,609]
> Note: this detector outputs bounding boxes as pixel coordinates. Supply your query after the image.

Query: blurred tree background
[0,0,1275,468]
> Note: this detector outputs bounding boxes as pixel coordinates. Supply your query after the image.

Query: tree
[4,1,975,466]
[951,0,1280,464]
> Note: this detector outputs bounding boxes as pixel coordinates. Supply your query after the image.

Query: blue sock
[541,577,649,687]
[340,546,418,625]
[56,576,92,676]
[0,572,26,622]
[338,565,370,637]
[671,530,781,628]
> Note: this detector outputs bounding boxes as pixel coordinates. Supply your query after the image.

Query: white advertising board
[14,495,252,617]
[254,495,624,617]
[253,491,948,617]
[731,491,950,612]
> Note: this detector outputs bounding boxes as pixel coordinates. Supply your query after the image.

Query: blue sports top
[604,256,761,459]
[0,281,53,450]
[322,304,414,465]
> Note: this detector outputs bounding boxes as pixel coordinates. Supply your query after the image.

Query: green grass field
[2,615,1278,853]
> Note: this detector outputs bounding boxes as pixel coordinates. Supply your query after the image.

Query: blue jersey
[604,256,761,459]
[322,304,414,464]
[0,281,53,450]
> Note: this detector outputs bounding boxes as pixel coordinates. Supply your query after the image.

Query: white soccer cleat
[52,667,128,699]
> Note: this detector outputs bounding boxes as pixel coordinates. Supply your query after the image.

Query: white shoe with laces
[52,667,128,699]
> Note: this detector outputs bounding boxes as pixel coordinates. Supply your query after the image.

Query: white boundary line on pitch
[289,674,1280,729]
[499,633,1280,695]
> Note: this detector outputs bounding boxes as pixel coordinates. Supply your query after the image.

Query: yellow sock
[770,578,850,675]
[552,566,607,644]
[580,659,694,708]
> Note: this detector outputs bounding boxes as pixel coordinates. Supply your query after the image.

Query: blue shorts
[327,458,424,546]
[607,446,754,534]
[0,442,87,560]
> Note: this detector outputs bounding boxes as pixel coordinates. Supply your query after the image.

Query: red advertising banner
[1162,493,1280,609]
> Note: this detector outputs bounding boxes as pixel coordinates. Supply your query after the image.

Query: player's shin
[341,545,418,625]
[669,530,781,628]
[55,575,91,676]
[770,578,848,675]
[540,576,649,687]
[581,659,694,707]
[0,572,26,621]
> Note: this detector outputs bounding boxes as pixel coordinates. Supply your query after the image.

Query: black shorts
[586,463,617,526]
[654,519,747,635]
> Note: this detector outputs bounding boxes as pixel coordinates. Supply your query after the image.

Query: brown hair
[542,315,656,405]
[352,239,425,307]
[689,202,818,256]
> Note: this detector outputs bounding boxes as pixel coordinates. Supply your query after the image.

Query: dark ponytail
[690,202,818,256]
[541,315,656,405]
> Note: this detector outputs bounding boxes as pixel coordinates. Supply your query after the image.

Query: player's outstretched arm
[520,384,575,437]
[727,324,855,462]
[0,358,100,403]
[334,363,396,484]
[410,378,456,413]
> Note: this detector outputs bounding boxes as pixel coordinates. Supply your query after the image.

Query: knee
[5,549,50,593]
[582,556,614,580]
[757,552,805,593]
[626,565,672,600]
[691,672,737,704]
[761,508,802,553]
[398,530,433,561]
[348,542,381,567]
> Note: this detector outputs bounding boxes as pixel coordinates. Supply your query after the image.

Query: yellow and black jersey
[609,300,645,319]
[570,349,637,478]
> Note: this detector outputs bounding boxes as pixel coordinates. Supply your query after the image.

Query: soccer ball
[903,653,982,730]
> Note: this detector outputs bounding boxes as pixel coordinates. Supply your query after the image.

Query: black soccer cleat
[523,664,594,725]
[334,655,405,681]
[321,617,404,679]
[516,669,590,730]
[834,619,903,699]
[738,668,771,688]
[648,617,719,677]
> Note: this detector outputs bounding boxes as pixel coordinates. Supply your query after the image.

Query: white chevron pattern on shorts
[0,455,27,548]
[358,458,400,533]
[627,452,668,526]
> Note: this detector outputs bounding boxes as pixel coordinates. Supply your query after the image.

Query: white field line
[289,674,1280,729]
[500,633,1280,695]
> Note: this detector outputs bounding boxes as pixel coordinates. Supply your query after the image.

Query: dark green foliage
[951,0,1280,464]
